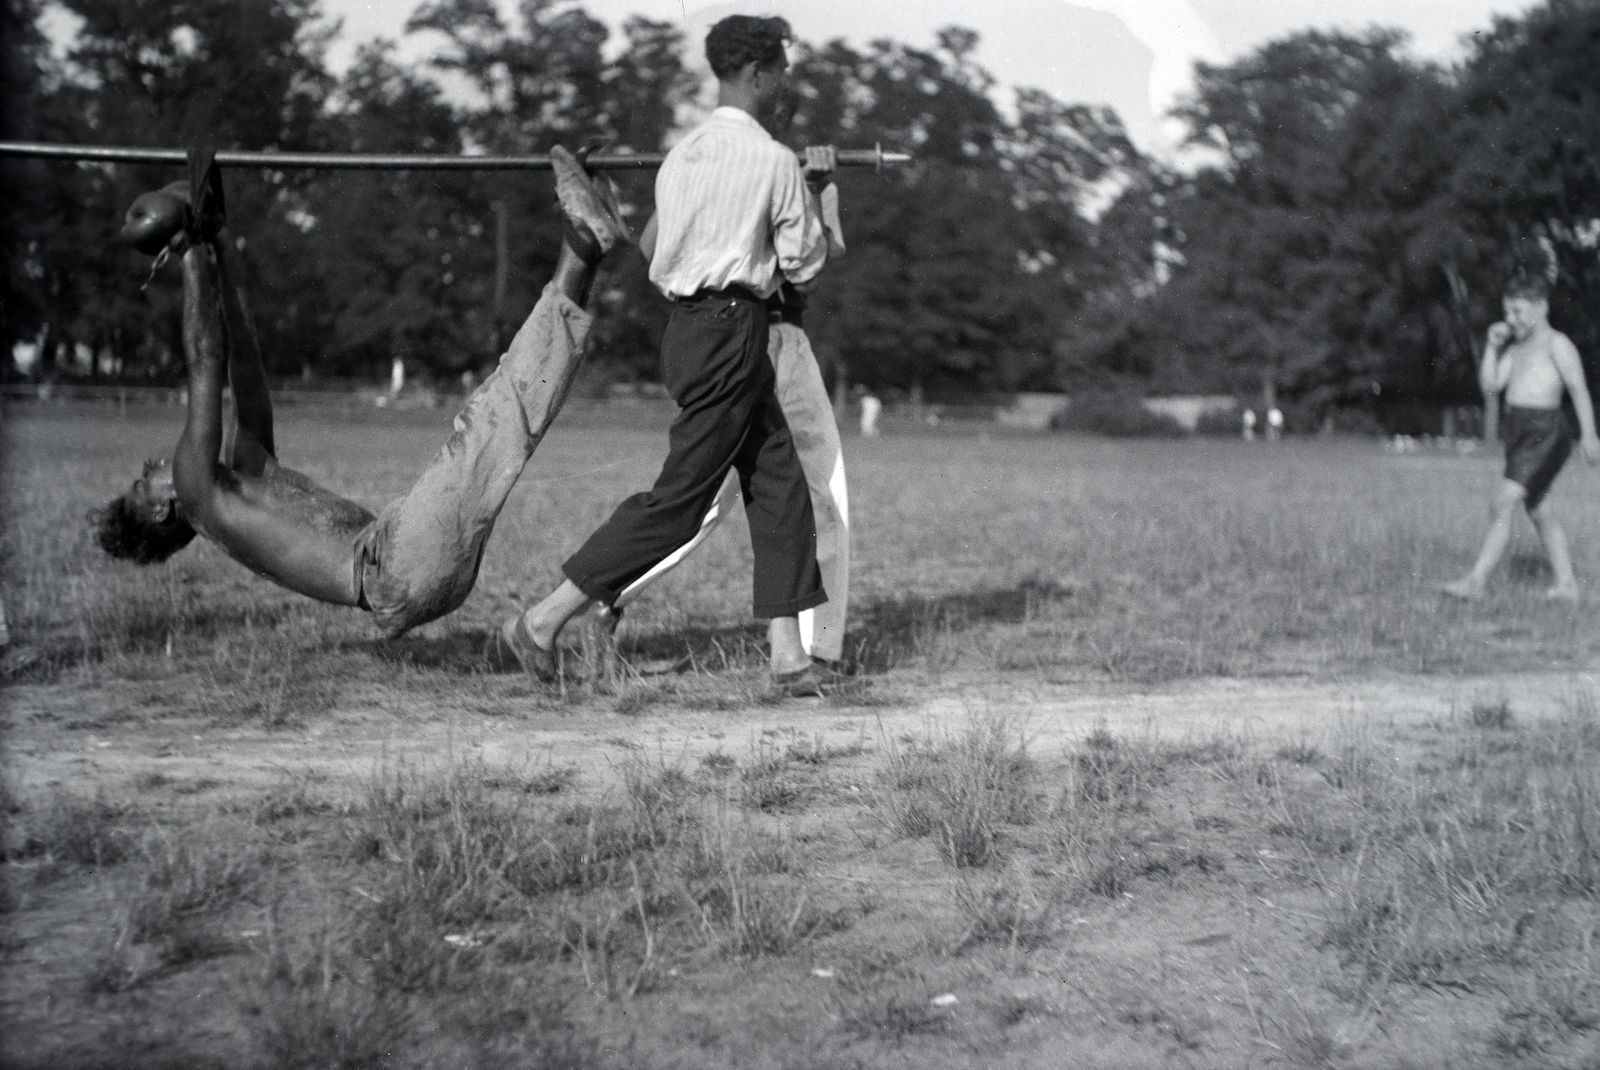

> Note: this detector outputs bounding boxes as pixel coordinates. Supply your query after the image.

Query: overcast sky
[46,0,1539,154]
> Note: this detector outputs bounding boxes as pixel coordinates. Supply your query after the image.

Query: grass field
[2,401,1598,1068]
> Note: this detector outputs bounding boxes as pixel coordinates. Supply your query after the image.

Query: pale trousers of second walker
[612,322,850,663]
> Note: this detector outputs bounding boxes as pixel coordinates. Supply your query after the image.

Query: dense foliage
[1075,2,1600,424]
[2,0,1595,418]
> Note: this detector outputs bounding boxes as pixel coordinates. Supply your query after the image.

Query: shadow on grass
[315,580,1073,681]
[345,580,1071,681]
[5,580,1072,689]
[1505,552,1553,584]
[848,579,1072,673]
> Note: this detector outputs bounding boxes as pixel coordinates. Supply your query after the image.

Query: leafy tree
[1075,2,1600,427]
[406,0,610,153]
[12,0,334,380]
[787,31,1110,399]
[1453,0,1600,383]
[296,42,494,379]
[1077,29,1477,418]
[1,0,77,373]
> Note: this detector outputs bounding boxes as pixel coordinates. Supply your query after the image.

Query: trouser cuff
[754,587,828,621]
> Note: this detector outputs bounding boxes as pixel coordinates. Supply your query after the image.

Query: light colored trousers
[612,323,850,662]
[358,285,591,636]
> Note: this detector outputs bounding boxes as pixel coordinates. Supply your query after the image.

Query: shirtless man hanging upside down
[93,146,629,637]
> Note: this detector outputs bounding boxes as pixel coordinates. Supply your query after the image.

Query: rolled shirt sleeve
[770,151,827,290]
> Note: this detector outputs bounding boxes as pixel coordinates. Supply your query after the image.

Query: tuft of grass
[349,753,680,939]
[83,821,263,992]
[1276,737,1323,765]
[835,971,954,1041]
[8,788,138,870]
[556,865,662,1000]
[1470,698,1515,731]
[1491,954,1600,1059]
[1322,711,1600,993]
[680,811,811,957]
[952,863,1059,950]
[1042,730,1200,900]
[618,755,698,850]
[1069,729,1167,809]
[785,733,867,766]
[872,714,1036,868]
[739,741,807,813]
[251,979,412,1070]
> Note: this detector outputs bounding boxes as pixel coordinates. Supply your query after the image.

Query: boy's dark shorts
[1502,405,1575,509]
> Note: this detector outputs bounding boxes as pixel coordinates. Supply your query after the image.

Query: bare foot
[1440,578,1484,600]
[1545,585,1579,603]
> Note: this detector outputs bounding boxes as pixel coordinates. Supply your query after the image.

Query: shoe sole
[550,146,628,258]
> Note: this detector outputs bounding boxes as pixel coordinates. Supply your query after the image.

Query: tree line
[3,0,1596,425]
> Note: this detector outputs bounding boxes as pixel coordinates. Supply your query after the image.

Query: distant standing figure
[1241,408,1256,441]
[860,393,882,438]
[1266,408,1283,441]
[1442,275,1599,601]
[389,355,405,397]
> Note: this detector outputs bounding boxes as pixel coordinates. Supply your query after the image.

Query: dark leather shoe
[114,182,193,254]
[769,661,847,699]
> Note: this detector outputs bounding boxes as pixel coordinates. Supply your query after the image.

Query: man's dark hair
[1504,274,1550,302]
[705,16,791,79]
[90,496,196,564]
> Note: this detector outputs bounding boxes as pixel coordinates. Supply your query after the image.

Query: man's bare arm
[171,244,230,520]
[1551,334,1600,462]
[214,242,275,470]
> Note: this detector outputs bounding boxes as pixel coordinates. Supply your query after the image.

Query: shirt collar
[709,106,771,137]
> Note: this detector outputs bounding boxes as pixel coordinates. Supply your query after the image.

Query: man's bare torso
[189,457,374,607]
[1503,325,1571,409]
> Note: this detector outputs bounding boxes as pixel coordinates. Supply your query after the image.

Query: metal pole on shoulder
[0,141,913,172]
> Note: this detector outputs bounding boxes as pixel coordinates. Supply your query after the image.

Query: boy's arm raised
[1481,322,1513,394]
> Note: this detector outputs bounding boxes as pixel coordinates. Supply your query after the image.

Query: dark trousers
[563,289,826,618]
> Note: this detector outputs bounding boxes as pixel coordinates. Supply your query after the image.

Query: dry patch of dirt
[3,667,1597,1069]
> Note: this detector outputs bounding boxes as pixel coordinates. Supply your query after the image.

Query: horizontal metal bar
[0,141,912,171]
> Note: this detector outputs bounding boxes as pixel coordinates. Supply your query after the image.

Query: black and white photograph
[2,0,1597,1065]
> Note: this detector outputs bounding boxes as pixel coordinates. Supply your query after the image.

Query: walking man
[501,15,839,695]
[605,156,850,669]
[1442,275,1599,601]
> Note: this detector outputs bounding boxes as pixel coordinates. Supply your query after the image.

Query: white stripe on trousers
[612,323,850,662]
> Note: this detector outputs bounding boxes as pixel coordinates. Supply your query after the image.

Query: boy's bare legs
[1527,500,1579,600]
[1442,479,1525,599]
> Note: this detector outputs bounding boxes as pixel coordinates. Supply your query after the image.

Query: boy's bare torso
[1502,325,1572,409]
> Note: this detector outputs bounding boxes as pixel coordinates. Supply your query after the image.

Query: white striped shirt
[649,107,827,300]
